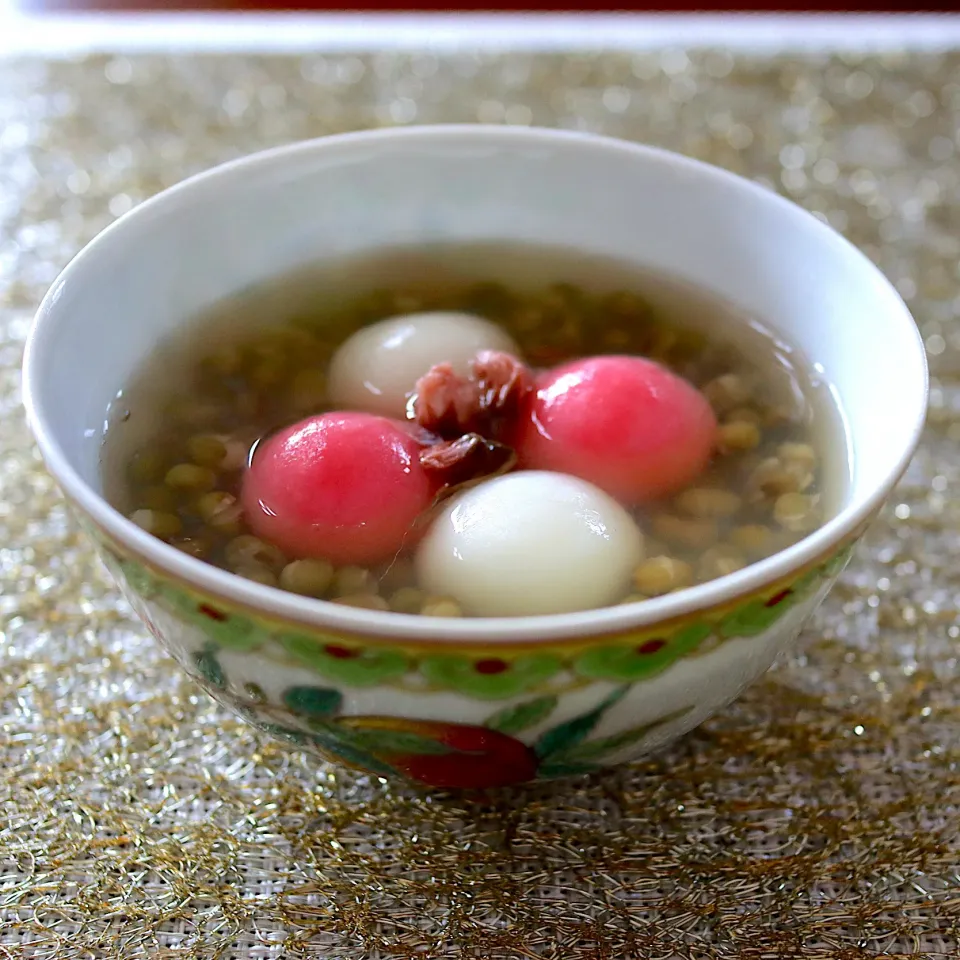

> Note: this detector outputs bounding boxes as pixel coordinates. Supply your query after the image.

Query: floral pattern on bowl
[96,528,855,698]
[84,518,857,787]
[194,657,695,788]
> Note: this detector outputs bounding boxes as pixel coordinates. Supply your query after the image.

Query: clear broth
[101,242,848,616]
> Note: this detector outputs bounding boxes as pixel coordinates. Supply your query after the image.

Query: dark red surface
[14,1,959,11]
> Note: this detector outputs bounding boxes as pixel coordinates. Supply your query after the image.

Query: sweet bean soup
[101,243,847,618]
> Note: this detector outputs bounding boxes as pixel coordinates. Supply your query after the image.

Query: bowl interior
[23,126,927,639]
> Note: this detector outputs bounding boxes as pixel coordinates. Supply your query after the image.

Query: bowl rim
[22,123,928,644]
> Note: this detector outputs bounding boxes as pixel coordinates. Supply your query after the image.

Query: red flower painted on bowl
[340,716,539,789]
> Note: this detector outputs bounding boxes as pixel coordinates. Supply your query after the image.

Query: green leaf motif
[534,686,629,760]
[344,729,454,757]
[550,706,695,765]
[420,652,562,699]
[193,649,225,690]
[790,568,820,595]
[824,543,855,577]
[282,686,343,719]
[111,554,155,597]
[279,634,409,685]
[166,595,266,651]
[485,695,559,735]
[575,623,712,682]
[308,729,398,778]
[718,601,783,639]
[257,721,308,746]
[305,721,452,760]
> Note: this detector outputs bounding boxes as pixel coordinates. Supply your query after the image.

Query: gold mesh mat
[0,51,957,958]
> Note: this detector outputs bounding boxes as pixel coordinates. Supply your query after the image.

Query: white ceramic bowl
[23,126,927,789]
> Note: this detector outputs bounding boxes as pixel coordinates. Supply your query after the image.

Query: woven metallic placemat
[0,50,957,959]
